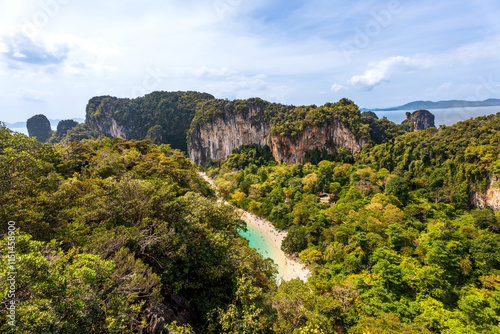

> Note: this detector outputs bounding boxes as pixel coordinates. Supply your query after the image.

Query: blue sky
[1,0,500,124]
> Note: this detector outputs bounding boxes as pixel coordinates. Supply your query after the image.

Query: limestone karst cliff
[188,98,369,165]
[401,109,435,132]
[85,91,214,151]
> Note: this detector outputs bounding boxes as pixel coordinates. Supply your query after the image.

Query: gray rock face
[402,110,435,131]
[26,114,52,143]
[188,104,368,165]
[470,176,500,211]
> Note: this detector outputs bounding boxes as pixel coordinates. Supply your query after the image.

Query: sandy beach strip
[239,210,311,282]
[199,172,311,282]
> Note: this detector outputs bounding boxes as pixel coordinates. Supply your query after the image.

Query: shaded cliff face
[188,103,368,165]
[27,114,52,143]
[189,104,270,165]
[401,109,435,131]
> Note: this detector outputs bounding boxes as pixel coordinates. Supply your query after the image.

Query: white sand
[239,210,311,282]
[199,172,311,282]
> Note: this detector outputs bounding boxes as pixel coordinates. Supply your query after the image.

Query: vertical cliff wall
[470,176,500,210]
[188,104,271,165]
[268,119,368,164]
[188,101,368,165]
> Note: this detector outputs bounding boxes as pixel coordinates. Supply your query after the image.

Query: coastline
[199,172,311,282]
[239,210,311,282]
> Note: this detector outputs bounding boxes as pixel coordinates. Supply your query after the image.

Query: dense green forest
[4,107,500,333]
[204,114,500,333]
[0,124,279,333]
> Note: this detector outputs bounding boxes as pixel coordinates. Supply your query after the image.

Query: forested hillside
[0,124,278,333]
[71,91,214,151]
[4,109,500,333]
[205,114,500,333]
[46,94,406,158]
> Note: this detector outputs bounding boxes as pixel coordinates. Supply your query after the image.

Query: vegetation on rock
[56,119,79,137]
[85,91,214,152]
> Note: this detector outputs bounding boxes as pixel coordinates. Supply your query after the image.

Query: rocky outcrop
[188,104,270,165]
[470,176,500,210]
[401,110,435,132]
[84,92,214,152]
[56,119,79,137]
[188,103,368,165]
[27,114,52,143]
[268,119,367,164]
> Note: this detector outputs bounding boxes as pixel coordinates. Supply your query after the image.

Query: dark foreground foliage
[0,125,278,333]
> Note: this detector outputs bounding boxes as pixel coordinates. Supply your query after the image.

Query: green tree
[282,225,308,254]
[385,176,409,205]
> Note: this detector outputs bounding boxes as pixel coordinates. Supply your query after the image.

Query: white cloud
[437,82,453,91]
[0,29,120,76]
[347,34,500,92]
[207,74,268,97]
[348,56,415,90]
[331,83,346,92]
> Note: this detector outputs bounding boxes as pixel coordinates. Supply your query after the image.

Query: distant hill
[363,98,500,111]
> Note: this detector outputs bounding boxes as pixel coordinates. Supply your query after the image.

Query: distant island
[363,98,500,111]
[3,118,84,129]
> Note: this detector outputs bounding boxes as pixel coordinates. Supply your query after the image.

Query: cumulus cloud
[348,55,442,90]
[347,35,500,92]
[0,28,119,76]
[331,83,346,92]
[349,56,413,90]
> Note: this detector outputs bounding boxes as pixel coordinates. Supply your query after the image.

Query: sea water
[238,222,286,282]
[375,106,500,126]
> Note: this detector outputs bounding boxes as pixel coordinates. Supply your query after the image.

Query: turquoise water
[238,221,286,281]
[239,222,274,257]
